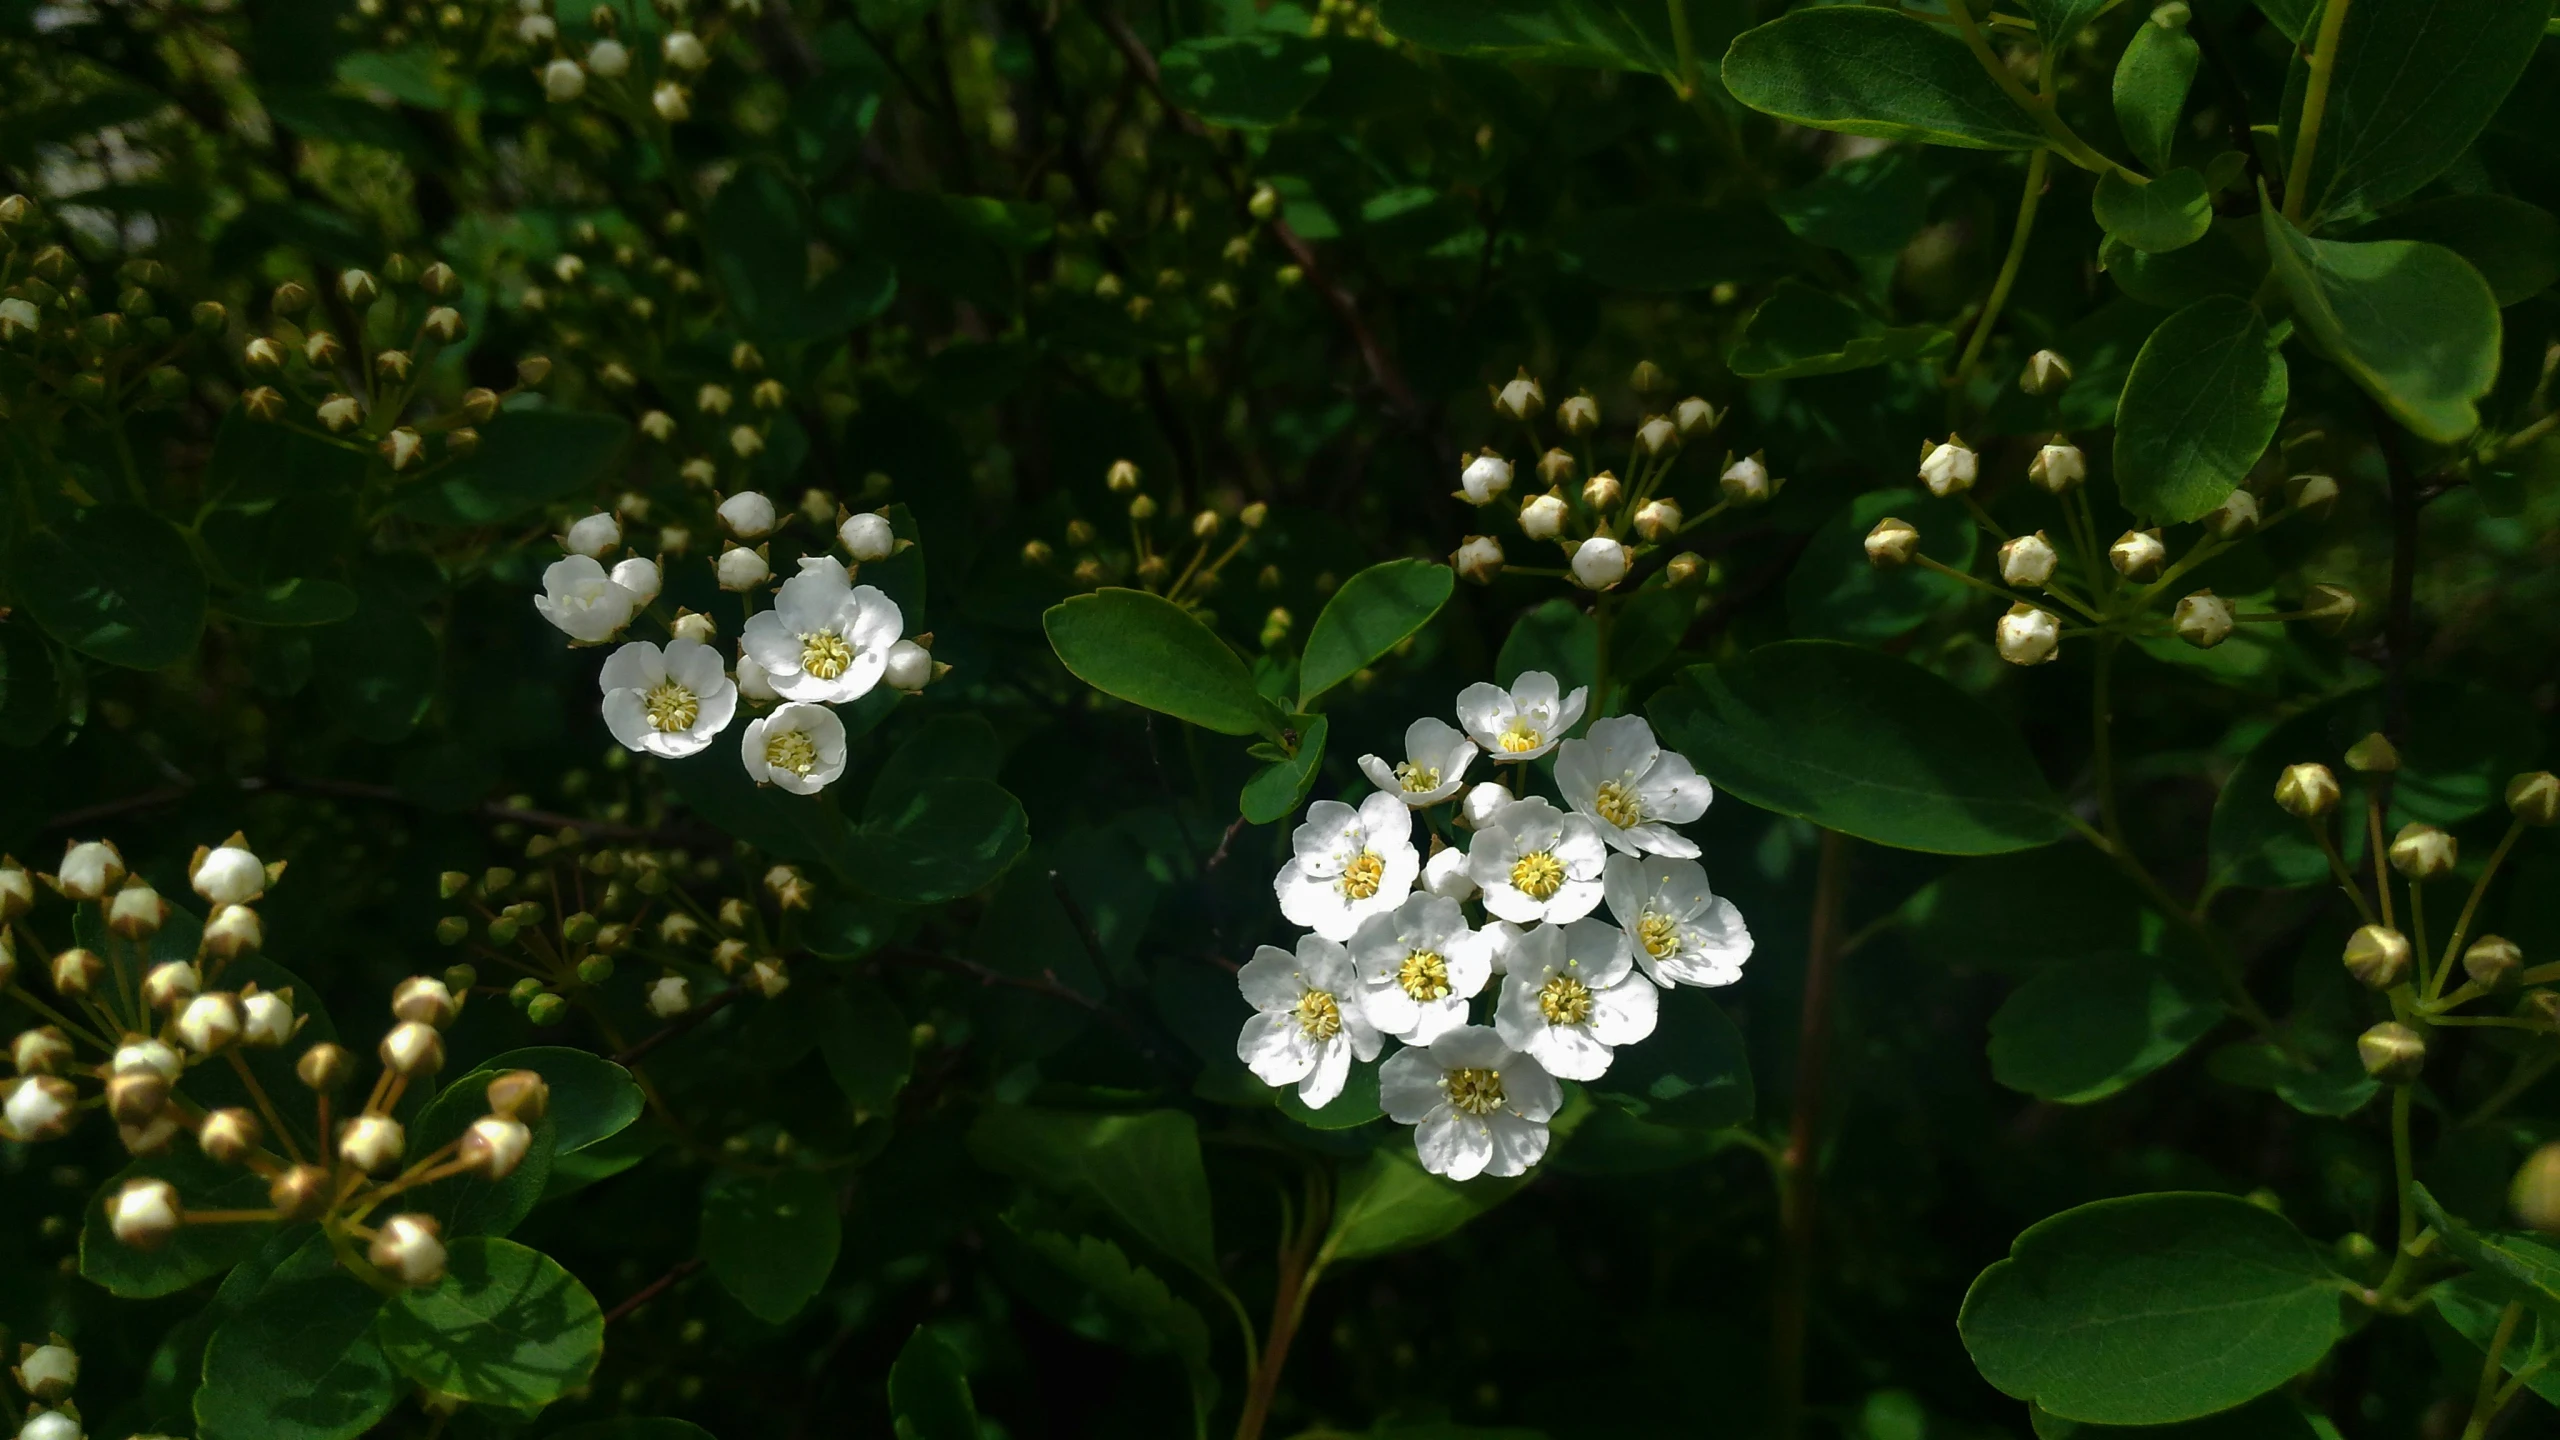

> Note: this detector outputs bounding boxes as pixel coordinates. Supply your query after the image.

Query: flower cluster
[1021,457,1273,612]
[1238,672,1750,1181]
[535,495,939,793]
[7,1336,91,1440]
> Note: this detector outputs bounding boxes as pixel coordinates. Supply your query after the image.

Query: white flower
[55,839,125,900]
[840,511,895,561]
[1603,855,1752,988]
[1421,845,1477,901]
[1569,537,1629,590]
[586,37,628,75]
[190,843,265,906]
[1236,935,1382,1109]
[1459,451,1512,504]
[1357,718,1477,807]
[1919,437,1977,497]
[542,57,586,101]
[739,558,904,704]
[1493,919,1656,1081]
[719,490,777,539]
[562,511,621,558]
[535,555,639,642]
[610,556,662,606]
[734,650,779,701]
[1518,494,1567,540]
[1466,797,1607,925]
[1275,792,1420,941]
[1347,894,1492,1044]
[1456,671,1587,763]
[741,702,849,795]
[1379,1026,1560,1181]
[1481,918,1526,975]
[600,638,739,758]
[883,639,933,691]
[1554,715,1714,858]
[649,975,693,1017]
[716,545,770,592]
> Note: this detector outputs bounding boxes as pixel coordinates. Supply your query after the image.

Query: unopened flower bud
[243,385,286,421]
[840,511,895,562]
[1999,532,2057,589]
[1239,502,1268,529]
[719,490,776,539]
[270,1163,330,1221]
[297,1042,353,1091]
[2358,1021,2426,1083]
[543,57,587,101]
[2174,590,2234,649]
[3,1074,76,1141]
[2274,763,2339,819]
[2511,1143,2560,1233]
[2028,441,2086,494]
[1675,396,1720,436]
[486,1068,550,1121]
[461,1116,533,1179]
[177,992,244,1054]
[2108,529,2166,581]
[380,427,425,472]
[1581,471,1622,512]
[1554,393,1598,436]
[1719,452,1772,505]
[1459,450,1512,505]
[748,956,791,997]
[1634,499,1681,542]
[1493,369,1544,422]
[2208,489,2260,539]
[664,29,708,68]
[1570,537,1630,591]
[374,348,414,382]
[13,1027,72,1074]
[142,960,202,1011]
[649,975,693,1016]
[198,1107,263,1165]
[316,393,361,432]
[2019,349,2074,396]
[717,545,771,591]
[105,1071,167,1125]
[1918,436,1977,498]
[2286,472,2339,520]
[371,1213,447,1286]
[380,1020,445,1077]
[109,1177,181,1248]
[15,1342,78,1402]
[423,306,465,344]
[586,36,628,75]
[883,639,933,691]
[1519,494,1567,540]
[518,355,553,388]
[2345,732,2400,774]
[202,902,263,960]
[1996,604,2061,666]
[460,387,500,423]
[1454,535,1504,585]
[2304,584,2358,634]
[2343,924,2411,989]
[1636,415,1677,457]
[2388,823,2457,881]
[610,556,661,606]
[729,424,765,459]
[1864,516,1920,568]
[670,609,716,643]
[393,975,458,1027]
[2466,935,2523,990]
[54,839,125,899]
[51,948,103,997]
[1629,359,1666,395]
[1129,494,1159,522]
[0,858,31,922]
[2510,772,2560,826]
[562,511,621,559]
[244,336,284,372]
[339,1113,406,1173]
[107,880,171,938]
[1537,448,1575,489]
[241,988,295,1047]
[339,268,380,307]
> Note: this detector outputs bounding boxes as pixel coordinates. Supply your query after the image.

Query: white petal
[1587,973,1660,1046]
[1240,1013,1317,1085]
[1538,877,1605,924]
[1297,1037,1353,1108]
[598,641,665,694]
[1423,847,1477,901]
[1415,1110,1493,1181]
[1501,1053,1563,1121]
[1358,754,1402,795]
[602,690,656,751]
[1238,946,1307,1012]
[1526,1021,1612,1081]
[1356,981,1423,1040]
[741,610,803,677]
[1622,823,1701,859]
[1482,1112,1550,1177]
[1379,1048,1445,1122]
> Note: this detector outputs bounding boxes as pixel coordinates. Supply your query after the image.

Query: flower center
[800,630,854,680]
[1497,719,1544,754]
[764,729,820,777]
[643,679,699,732]
[1509,850,1564,900]
[1294,989,1342,1041]
[1595,780,1644,829]
[1637,912,1681,959]
[1338,851,1385,901]
[1394,760,1441,793]
[1538,975,1593,1027]
[1445,1066,1506,1116]
[1396,950,1450,1002]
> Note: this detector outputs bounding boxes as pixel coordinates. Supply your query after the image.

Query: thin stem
[2392,1083,2417,1254]
[2367,795,2396,930]
[2465,1051,2560,1128]
[1940,0,2117,171]
[2092,634,2125,848]
[2280,0,2354,223]
[226,1050,307,1165]
[1773,829,1852,1440]
[2410,885,2432,997]
[1953,147,2051,386]
[1591,592,1616,722]
[2304,819,2379,925]
[2429,820,2525,1003]
[2462,1302,2527,1440]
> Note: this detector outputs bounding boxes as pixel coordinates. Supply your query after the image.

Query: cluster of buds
[234,260,541,474]
[1452,363,1725,593]
[1,195,218,418]
[1863,377,2351,668]
[1305,0,1398,42]
[8,1336,88,1440]
[433,837,812,1032]
[521,0,722,124]
[626,340,808,494]
[1025,458,1271,615]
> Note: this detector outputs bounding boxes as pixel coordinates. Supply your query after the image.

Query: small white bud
[240,989,296,1047]
[517,13,556,42]
[2389,823,2458,881]
[542,57,587,102]
[1454,535,1504,585]
[2208,489,2260,538]
[716,545,771,592]
[380,1020,446,1077]
[3,1074,76,1142]
[697,383,734,417]
[141,960,202,1011]
[106,880,171,938]
[1719,453,1773,505]
[109,1177,181,1248]
[1998,532,2058,589]
[1863,516,1919,568]
[190,840,268,906]
[54,839,125,900]
[369,1213,447,1287]
[112,1039,182,1080]
[1422,845,1478,902]
[17,1410,80,1440]
[1634,499,1682,542]
[2028,441,2086,493]
[1492,369,1544,421]
[460,1116,533,1179]
[883,639,933,692]
[1996,603,2061,666]
[840,511,895,562]
[176,992,244,1055]
[203,903,263,959]
[1918,436,1977,498]
[729,425,764,459]
[585,38,628,76]
[735,651,778,700]
[671,609,717,644]
[1570,536,1630,590]
[2275,762,2341,819]
[2109,528,2167,581]
[1675,396,1721,437]
[609,556,662,606]
[648,975,693,1017]
[1458,781,1513,832]
[338,1114,406,1174]
[2287,472,2340,519]
[392,974,459,1026]
[640,409,676,442]
[2174,590,2235,649]
[563,511,621,558]
[1518,494,1567,540]
[1635,415,1677,457]
[663,29,708,69]
[653,81,691,122]
[748,957,791,998]
[718,490,776,539]
[16,1342,79,1402]
[11,1028,71,1074]
[316,394,362,432]
[2020,349,2075,396]
[1459,451,1513,505]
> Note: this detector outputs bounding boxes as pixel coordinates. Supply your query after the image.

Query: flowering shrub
[7,0,2560,1436]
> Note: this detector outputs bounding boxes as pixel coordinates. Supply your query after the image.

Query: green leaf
[80,1148,280,1298]
[1045,588,1284,738]
[703,163,895,341]
[1730,279,1955,379]
[1646,641,2072,855]
[1960,1192,2347,1424]
[1375,0,1703,73]
[1274,1056,1383,1130]
[967,1106,1218,1281]
[1589,986,1753,1129]
[2024,0,2113,53]
[1007,1227,1218,1418]
[1988,952,2228,1104]
[1241,713,1328,825]
[2262,205,2501,444]
[377,1236,604,1409]
[2356,195,2560,307]
[2208,1032,2377,1117]
[817,979,913,1114]
[453,1046,646,1154]
[1299,557,1454,706]
[1769,149,1931,257]
[1158,34,1330,128]
[2414,1184,2560,1324]
[888,1327,980,1440]
[848,776,1030,902]
[1908,846,2147,976]
[195,1272,398,1440]
[13,504,207,669]
[1722,7,2045,151]
[2030,1394,2326,1438]
[215,577,358,627]
[2434,1275,2560,1406]
[544,1422,717,1440]
[2111,295,2288,523]
[663,744,865,873]
[2111,8,2198,174]
[311,577,437,743]
[1323,1147,1527,1262]
[2093,168,2211,254]
[404,1089,559,1240]
[2279,0,2549,225]
[867,713,1001,823]
[1495,597,1595,694]
[1786,486,1979,642]
[389,409,632,525]
[1558,201,1799,290]
[2102,222,2260,311]
[0,618,62,746]
[700,1169,842,1324]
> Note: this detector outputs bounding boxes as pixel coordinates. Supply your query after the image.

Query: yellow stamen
[1339,851,1385,901]
[1510,850,1564,900]
[642,679,699,732]
[1445,1066,1506,1115]
[1294,989,1342,1041]
[764,729,820,777]
[1595,780,1644,829]
[1498,720,1544,754]
[1637,912,1681,959]
[1538,975,1593,1027]
[1395,760,1442,793]
[800,631,854,680]
[1397,950,1451,1002]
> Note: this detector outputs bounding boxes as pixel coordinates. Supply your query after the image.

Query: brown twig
[603,1257,705,1324]
[1772,829,1852,1440]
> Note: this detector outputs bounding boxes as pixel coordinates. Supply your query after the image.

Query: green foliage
[13,504,207,669]
[376,1237,605,1408]
[1722,7,2044,151]
[1298,558,1453,707]
[2111,10,2199,174]
[195,1272,398,1440]
[2112,296,2289,523]
[968,1106,1218,1281]
[2262,206,2502,442]
[1987,952,2226,1103]
[1159,35,1332,128]
[700,1170,843,1324]
[888,1327,981,1440]
[2092,169,2211,255]
[1730,280,1955,379]
[1044,588,1282,738]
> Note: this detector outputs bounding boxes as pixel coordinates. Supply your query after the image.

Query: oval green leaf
[1590,985,1754,1129]
[79,1148,280,1298]
[1723,7,2045,151]
[1158,34,1331,128]
[2112,295,2287,523]
[195,1272,398,1440]
[2262,206,2501,444]
[1322,1147,1527,1262]
[1960,1192,2346,1424]
[1240,713,1327,825]
[1299,557,1453,706]
[1045,588,1283,738]
[848,775,1030,903]
[2093,168,2211,255]
[966,1106,1218,1281]
[1731,278,1955,379]
[14,504,208,670]
[377,1236,603,1409]
[2280,0,2547,225]
[701,1169,842,1324]
[215,577,359,627]
[1988,951,2228,1104]
[2111,10,2199,174]
[1786,487,1978,642]
[2356,194,2560,307]
[1646,641,2071,855]
[889,1326,981,1440]
[388,409,632,525]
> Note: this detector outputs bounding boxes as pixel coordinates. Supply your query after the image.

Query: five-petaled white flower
[740,557,904,704]
[740,701,847,794]
[1236,935,1382,1109]
[1378,1025,1561,1181]
[1348,893,1492,1044]
[1466,796,1606,925]
[1357,718,1478,807]
[1493,919,1656,1081]
[534,555,640,643]
[1455,671,1587,762]
[600,638,739,758]
[1603,855,1752,988]
[1554,715,1714,858]
[1275,792,1419,941]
